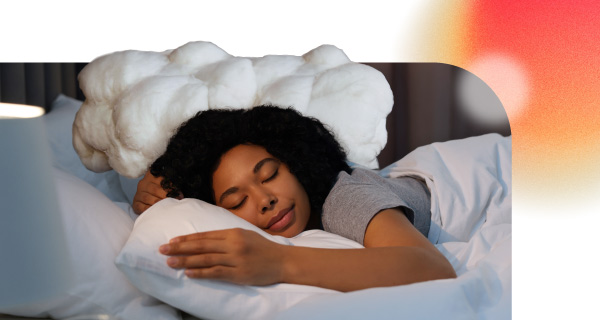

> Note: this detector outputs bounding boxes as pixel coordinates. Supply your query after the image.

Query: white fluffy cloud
[73,41,393,178]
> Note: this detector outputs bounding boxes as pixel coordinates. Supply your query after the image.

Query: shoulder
[334,168,385,186]
[328,169,408,208]
[328,168,406,205]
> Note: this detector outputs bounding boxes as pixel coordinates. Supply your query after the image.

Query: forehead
[213,144,275,181]
[219,144,273,168]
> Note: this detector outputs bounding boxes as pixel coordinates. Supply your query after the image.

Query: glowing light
[455,67,507,127]
[0,103,45,119]
[461,53,529,123]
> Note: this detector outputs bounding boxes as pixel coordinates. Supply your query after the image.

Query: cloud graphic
[73,41,393,177]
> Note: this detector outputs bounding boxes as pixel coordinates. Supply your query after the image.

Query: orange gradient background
[411,1,600,209]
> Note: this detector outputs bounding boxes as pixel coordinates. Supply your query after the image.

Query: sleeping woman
[132,105,456,292]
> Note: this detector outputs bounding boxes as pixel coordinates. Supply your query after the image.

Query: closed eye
[263,169,278,183]
[230,197,247,210]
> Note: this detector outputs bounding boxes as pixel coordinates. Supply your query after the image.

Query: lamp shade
[0,105,71,308]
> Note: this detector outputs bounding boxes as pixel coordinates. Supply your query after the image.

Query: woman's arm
[280,208,456,291]
[160,208,456,292]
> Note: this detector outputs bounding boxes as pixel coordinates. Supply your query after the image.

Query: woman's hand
[159,228,286,286]
[132,170,167,215]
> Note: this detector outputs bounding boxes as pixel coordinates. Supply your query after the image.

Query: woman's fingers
[134,191,161,206]
[131,201,149,215]
[166,253,233,269]
[160,238,227,255]
[166,253,243,283]
[184,266,235,280]
[132,191,161,215]
[132,171,167,214]
[138,172,167,199]
[145,179,168,198]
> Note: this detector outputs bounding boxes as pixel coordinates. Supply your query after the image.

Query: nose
[258,189,277,214]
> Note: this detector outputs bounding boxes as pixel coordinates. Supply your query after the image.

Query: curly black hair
[150,105,351,230]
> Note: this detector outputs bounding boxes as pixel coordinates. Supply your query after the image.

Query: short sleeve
[321,169,431,245]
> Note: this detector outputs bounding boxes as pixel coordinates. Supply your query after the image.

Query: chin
[269,225,302,238]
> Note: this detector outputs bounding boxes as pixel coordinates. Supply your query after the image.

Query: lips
[267,205,295,232]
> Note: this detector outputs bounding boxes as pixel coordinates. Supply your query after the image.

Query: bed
[0,42,511,320]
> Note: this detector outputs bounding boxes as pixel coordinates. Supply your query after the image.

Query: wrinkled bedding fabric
[274,134,512,320]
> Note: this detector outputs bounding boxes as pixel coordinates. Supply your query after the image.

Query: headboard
[0,62,511,168]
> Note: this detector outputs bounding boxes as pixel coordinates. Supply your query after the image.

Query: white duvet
[273,133,512,320]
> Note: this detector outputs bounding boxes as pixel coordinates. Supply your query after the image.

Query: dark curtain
[0,63,86,112]
[368,63,511,168]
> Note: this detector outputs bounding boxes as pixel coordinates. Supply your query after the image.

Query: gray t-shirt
[322,168,431,245]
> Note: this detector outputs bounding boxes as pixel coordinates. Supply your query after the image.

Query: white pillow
[2,168,180,320]
[43,94,129,202]
[116,198,363,320]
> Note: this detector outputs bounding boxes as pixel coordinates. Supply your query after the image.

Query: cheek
[291,178,309,204]
[289,180,311,224]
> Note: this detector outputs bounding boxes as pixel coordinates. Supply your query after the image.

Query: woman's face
[211,144,311,238]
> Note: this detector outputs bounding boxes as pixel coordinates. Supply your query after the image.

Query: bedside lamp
[0,103,71,308]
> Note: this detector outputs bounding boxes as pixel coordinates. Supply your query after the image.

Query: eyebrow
[218,187,239,205]
[218,158,279,205]
[253,157,279,173]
